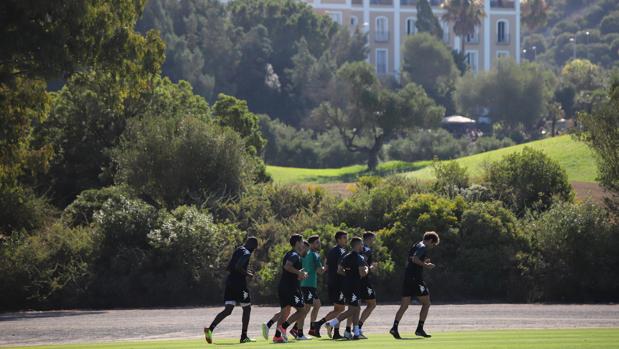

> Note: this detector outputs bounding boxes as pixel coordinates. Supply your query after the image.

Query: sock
[241,306,251,337]
[282,321,290,329]
[358,320,364,329]
[353,325,360,336]
[316,318,326,326]
[292,324,298,331]
[393,320,399,329]
[267,319,275,328]
[334,326,341,336]
[298,329,304,336]
[416,320,425,331]
[275,329,281,337]
[345,326,351,333]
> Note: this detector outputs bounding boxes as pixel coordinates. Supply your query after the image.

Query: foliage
[441,0,485,54]
[519,201,619,301]
[62,186,130,228]
[432,160,470,197]
[416,0,444,39]
[482,147,574,215]
[401,33,459,113]
[387,129,468,161]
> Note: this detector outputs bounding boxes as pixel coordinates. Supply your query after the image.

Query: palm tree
[441,0,485,58]
[522,0,548,32]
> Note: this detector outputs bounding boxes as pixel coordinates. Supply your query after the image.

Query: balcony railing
[374,31,390,42]
[490,0,515,8]
[497,33,511,45]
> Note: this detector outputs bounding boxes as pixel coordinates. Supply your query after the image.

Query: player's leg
[390,296,410,339]
[274,306,291,342]
[262,312,280,340]
[240,303,255,343]
[205,303,234,344]
[312,286,345,337]
[358,298,375,338]
[415,294,432,338]
[311,298,321,323]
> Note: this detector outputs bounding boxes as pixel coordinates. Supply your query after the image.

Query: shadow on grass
[301,161,431,184]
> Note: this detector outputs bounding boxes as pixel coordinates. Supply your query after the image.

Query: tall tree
[441,0,485,57]
[416,0,444,39]
[521,0,548,32]
[312,62,444,170]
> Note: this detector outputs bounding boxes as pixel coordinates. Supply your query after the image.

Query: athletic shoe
[358,333,368,340]
[415,329,432,338]
[308,327,321,338]
[204,328,213,344]
[278,326,288,341]
[352,335,361,340]
[261,323,269,340]
[273,336,287,343]
[333,331,343,340]
[325,322,334,339]
[389,327,401,340]
[296,335,311,340]
[240,336,256,343]
[343,330,353,340]
[289,327,299,339]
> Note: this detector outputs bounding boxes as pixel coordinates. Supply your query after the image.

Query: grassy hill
[266,135,597,184]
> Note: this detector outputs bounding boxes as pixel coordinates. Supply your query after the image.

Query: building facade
[303,0,520,76]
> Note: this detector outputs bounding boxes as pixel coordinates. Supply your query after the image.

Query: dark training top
[327,245,348,285]
[360,245,374,281]
[226,246,252,282]
[405,241,428,281]
[279,250,303,290]
[340,250,366,288]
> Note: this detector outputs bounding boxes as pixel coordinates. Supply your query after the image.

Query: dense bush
[482,147,574,215]
[62,186,129,228]
[518,202,619,302]
[387,129,467,162]
[432,160,470,197]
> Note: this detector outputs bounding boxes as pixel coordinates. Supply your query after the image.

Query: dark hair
[245,236,258,249]
[350,236,363,248]
[290,234,304,247]
[363,231,376,240]
[334,230,348,241]
[303,240,310,247]
[423,231,440,245]
[308,235,320,244]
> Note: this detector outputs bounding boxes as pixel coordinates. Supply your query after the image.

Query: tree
[212,94,267,156]
[441,0,485,56]
[401,33,459,113]
[455,59,546,132]
[312,62,444,170]
[577,78,619,209]
[416,0,444,39]
[521,0,548,31]
[560,59,604,92]
[600,11,619,35]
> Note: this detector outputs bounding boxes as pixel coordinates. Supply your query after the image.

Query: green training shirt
[300,250,322,288]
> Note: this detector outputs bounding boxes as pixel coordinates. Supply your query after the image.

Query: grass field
[8,329,619,349]
[266,135,597,184]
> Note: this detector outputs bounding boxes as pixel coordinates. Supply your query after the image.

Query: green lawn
[8,329,619,349]
[266,135,597,184]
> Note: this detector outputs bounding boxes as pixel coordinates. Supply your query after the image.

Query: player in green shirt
[299,235,325,339]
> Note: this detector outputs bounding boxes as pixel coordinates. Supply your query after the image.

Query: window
[327,12,343,25]
[440,20,450,43]
[406,17,416,35]
[350,16,358,27]
[496,50,509,58]
[497,20,509,43]
[376,49,388,75]
[465,50,478,73]
[375,16,389,42]
[465,25,479,43]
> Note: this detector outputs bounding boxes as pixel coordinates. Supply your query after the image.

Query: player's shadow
[397,337,424,341]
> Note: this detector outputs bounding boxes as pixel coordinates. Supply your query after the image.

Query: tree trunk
[367,135,384,171]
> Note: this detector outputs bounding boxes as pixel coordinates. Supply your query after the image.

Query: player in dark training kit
[273,234,308,343]
[358,232,377,338]
[205,237,259,344]
[390,231,440,339]
[324,237,368,340]
[310,231,348,339]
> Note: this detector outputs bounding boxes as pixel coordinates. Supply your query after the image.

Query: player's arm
[411,255,435,269]
[337,264,346,276]
[358,263,369,277]
[235,254,253,276]
[316,254,325,275]
[284,260,308,279]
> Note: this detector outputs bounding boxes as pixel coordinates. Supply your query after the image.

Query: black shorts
[402,278,429,298]
[342,285,362,307]
[360,280,376,300]
[328,283,346,305]
[279,286,305,309]
[301,287,319,304]
[224,278,251,306]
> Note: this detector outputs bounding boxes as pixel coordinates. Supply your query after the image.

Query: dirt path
[1,304,618,346]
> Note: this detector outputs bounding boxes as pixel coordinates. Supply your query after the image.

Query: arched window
[350,15,358,27]
[375,16,389,42]
[406,17,416,35]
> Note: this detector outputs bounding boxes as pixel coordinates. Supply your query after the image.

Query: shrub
[387,129,467,162]
[432,160,470,197]
[466,136,515,155]
[62,186,129,227]
[482,147,574,215]
[112,115,259,208]
[0,223,96,309]
[519,202,619,302]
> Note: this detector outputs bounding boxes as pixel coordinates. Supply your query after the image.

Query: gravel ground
[1,304,618,347]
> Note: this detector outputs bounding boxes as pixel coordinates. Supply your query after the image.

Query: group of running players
[203,230,440,344]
